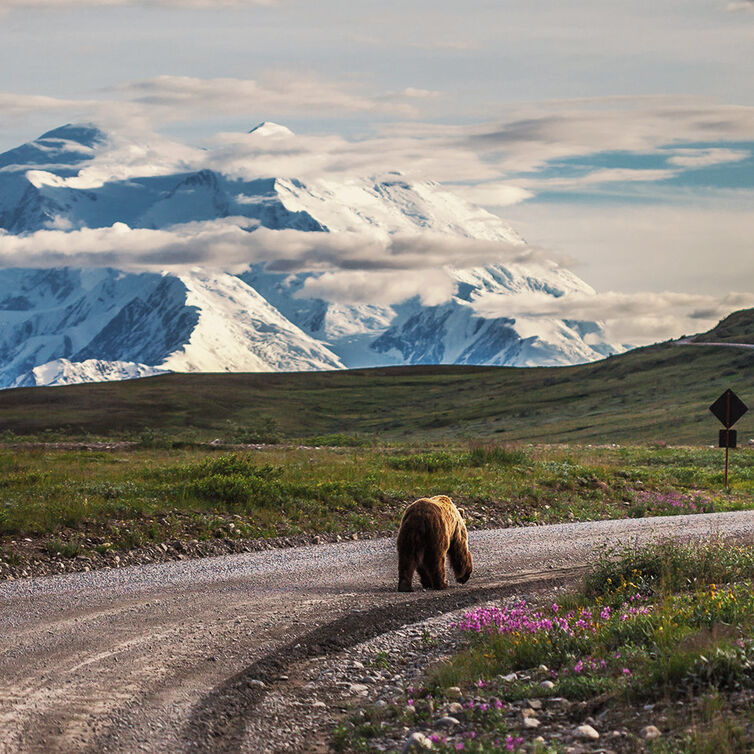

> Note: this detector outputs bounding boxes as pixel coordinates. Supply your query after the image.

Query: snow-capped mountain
[241,261,610,368]
[0,267,343,388]
[0,124,326,234]
[0,122,622,387]
[12,358,169,389]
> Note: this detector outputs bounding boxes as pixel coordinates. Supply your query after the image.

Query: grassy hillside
[0,337,752,444]
[694,307,754,344]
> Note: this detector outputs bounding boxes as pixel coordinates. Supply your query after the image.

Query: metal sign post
[709,389,748,488]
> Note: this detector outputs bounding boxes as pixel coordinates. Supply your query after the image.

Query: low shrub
[467,443,527,467]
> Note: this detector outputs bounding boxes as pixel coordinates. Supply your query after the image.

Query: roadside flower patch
[632,489,714,516]
[333,540,754,754]
[452,597,651,686]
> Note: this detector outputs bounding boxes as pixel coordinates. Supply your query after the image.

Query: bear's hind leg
[398,551,417,592]
[424,545,448,589]
[417,564,432,589]
[448,530,472,584]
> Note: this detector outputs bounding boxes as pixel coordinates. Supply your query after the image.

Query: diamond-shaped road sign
[709,388,748,429]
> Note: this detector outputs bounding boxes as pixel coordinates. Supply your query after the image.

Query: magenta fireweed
[634,489,712,515]
[504,735,524,751]
[451,598,652,684]
[454,598,649,638]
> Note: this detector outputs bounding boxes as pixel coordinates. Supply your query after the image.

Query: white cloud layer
[451,183,534,207]
[3,88,753,195]
[0,222,547,275]
[298,269,456,307]
[112,74,419,121]
[0,75,426,134]
[0,92,98,123]
[504,200,754,298]
[667,147,750,168]
[517,168,678,192]
[472,290,754,345]
[466,99,754,173]
[727,0,754,11]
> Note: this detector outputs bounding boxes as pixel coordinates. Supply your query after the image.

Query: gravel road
[2,510,753,754]
[674,338,754,350]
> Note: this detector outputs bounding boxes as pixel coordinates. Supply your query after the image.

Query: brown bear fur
[396,495,473,592]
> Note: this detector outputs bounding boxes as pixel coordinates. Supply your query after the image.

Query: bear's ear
[457,508,465,519]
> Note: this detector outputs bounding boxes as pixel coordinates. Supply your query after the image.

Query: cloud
[451,183,534,207]
[666,147,750,168]
[204,126,498,183]
[399,87,442,100]
[0,221,255,271]
[268,97,753,189]
[5,88,754,194]
[0,93,100,126]
[0,73,430,135]
[727,0,754,10]
[246,229,551,273]
[0,222,549,277]
[467,99,754,173]
[298,269,456,306]
[471,289,754,345]
[111,74,420,121]
[504,199,754,298]
[517,168,677,192]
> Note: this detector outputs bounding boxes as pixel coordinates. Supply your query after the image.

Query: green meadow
[0,442,752,559]
[0,338,751,445]
[1,313,753,561]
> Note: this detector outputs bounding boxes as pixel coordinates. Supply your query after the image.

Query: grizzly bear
[396,495,473,592]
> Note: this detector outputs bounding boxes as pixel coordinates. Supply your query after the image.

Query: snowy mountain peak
[0,123,106,174]
[248,122,295,138]
[0,122,624,387]
[38,123,106,149]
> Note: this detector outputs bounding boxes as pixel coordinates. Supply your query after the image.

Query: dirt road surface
[675,338,754,350]
[2,510,753,754]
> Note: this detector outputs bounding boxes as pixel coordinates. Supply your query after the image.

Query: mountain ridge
[0,122,623,387]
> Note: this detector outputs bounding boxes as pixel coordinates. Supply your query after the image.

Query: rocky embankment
[244,595,694,752]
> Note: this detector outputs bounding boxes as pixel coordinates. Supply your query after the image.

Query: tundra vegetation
[0,331,751,445]
[0,440,752,570]
[334,539,754,752]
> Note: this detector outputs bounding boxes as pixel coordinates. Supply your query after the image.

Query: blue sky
[0,0,752,342]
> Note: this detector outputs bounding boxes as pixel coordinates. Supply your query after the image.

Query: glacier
[0,122,623,388]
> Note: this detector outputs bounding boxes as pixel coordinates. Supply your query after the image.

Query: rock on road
[2,510,753,753]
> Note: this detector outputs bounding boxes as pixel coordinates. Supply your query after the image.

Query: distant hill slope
[693,308,754,345]
[0,327,752,444]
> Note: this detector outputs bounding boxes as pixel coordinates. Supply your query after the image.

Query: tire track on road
[2,510,753,753]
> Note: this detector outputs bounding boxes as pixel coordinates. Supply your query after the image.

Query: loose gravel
[1,510,753,753]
